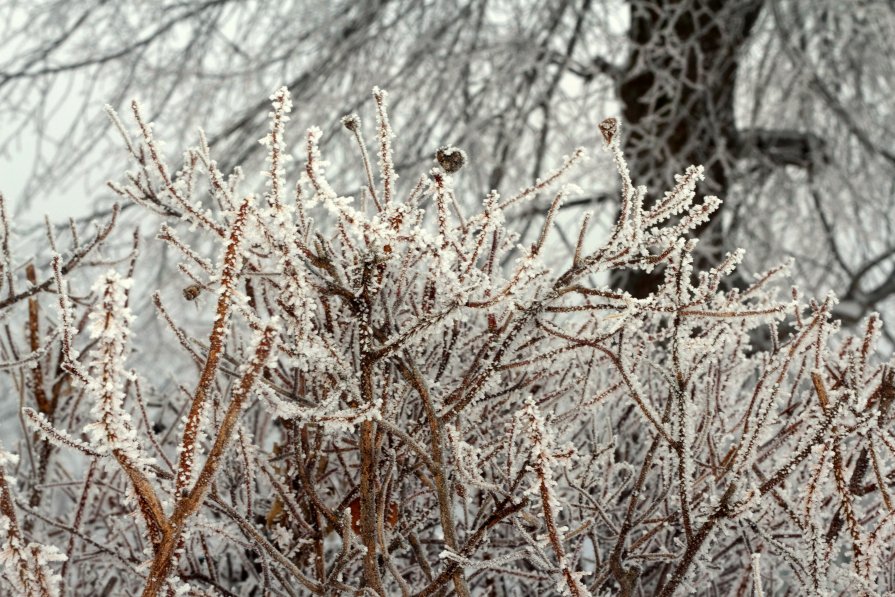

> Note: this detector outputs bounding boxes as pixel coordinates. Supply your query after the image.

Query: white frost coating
[517,399,590,596]
[372,86,398,202]
[751,553,764,597]
[259,86,293,209]
[0,443,66,597]
[80,271,154,471]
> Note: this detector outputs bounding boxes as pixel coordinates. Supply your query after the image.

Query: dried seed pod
[341,114,360,132]
[599,117,619,146]
[182,284,202,301]
[435,145,466,173]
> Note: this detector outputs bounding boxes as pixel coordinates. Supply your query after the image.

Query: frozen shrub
[0,88,892,596]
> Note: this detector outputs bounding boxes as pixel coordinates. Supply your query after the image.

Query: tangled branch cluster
[0,87,893,596]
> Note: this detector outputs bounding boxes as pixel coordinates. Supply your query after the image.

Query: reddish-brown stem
[174,198,251,496]
[142,327,276,596]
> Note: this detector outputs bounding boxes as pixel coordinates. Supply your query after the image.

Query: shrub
[0,87,892,596]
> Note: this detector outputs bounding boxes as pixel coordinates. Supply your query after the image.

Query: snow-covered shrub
[0,87,893,596]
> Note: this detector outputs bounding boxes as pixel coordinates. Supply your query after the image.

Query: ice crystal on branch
[0,444,66,597]
[81,272,146,464]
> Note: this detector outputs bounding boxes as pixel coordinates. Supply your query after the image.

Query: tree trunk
[616,0,764,296]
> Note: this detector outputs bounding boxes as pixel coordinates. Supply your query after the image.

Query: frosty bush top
[0,87,892,596]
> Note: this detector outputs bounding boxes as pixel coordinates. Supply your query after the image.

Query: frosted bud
[436,145,467,173]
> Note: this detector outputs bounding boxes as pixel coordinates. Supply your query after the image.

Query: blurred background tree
[1,0,893,332]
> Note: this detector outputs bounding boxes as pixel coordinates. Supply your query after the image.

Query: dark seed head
[341,114,360,132]
[435,145,467,173]
[599,117,619,146]
[182,284,202,301]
